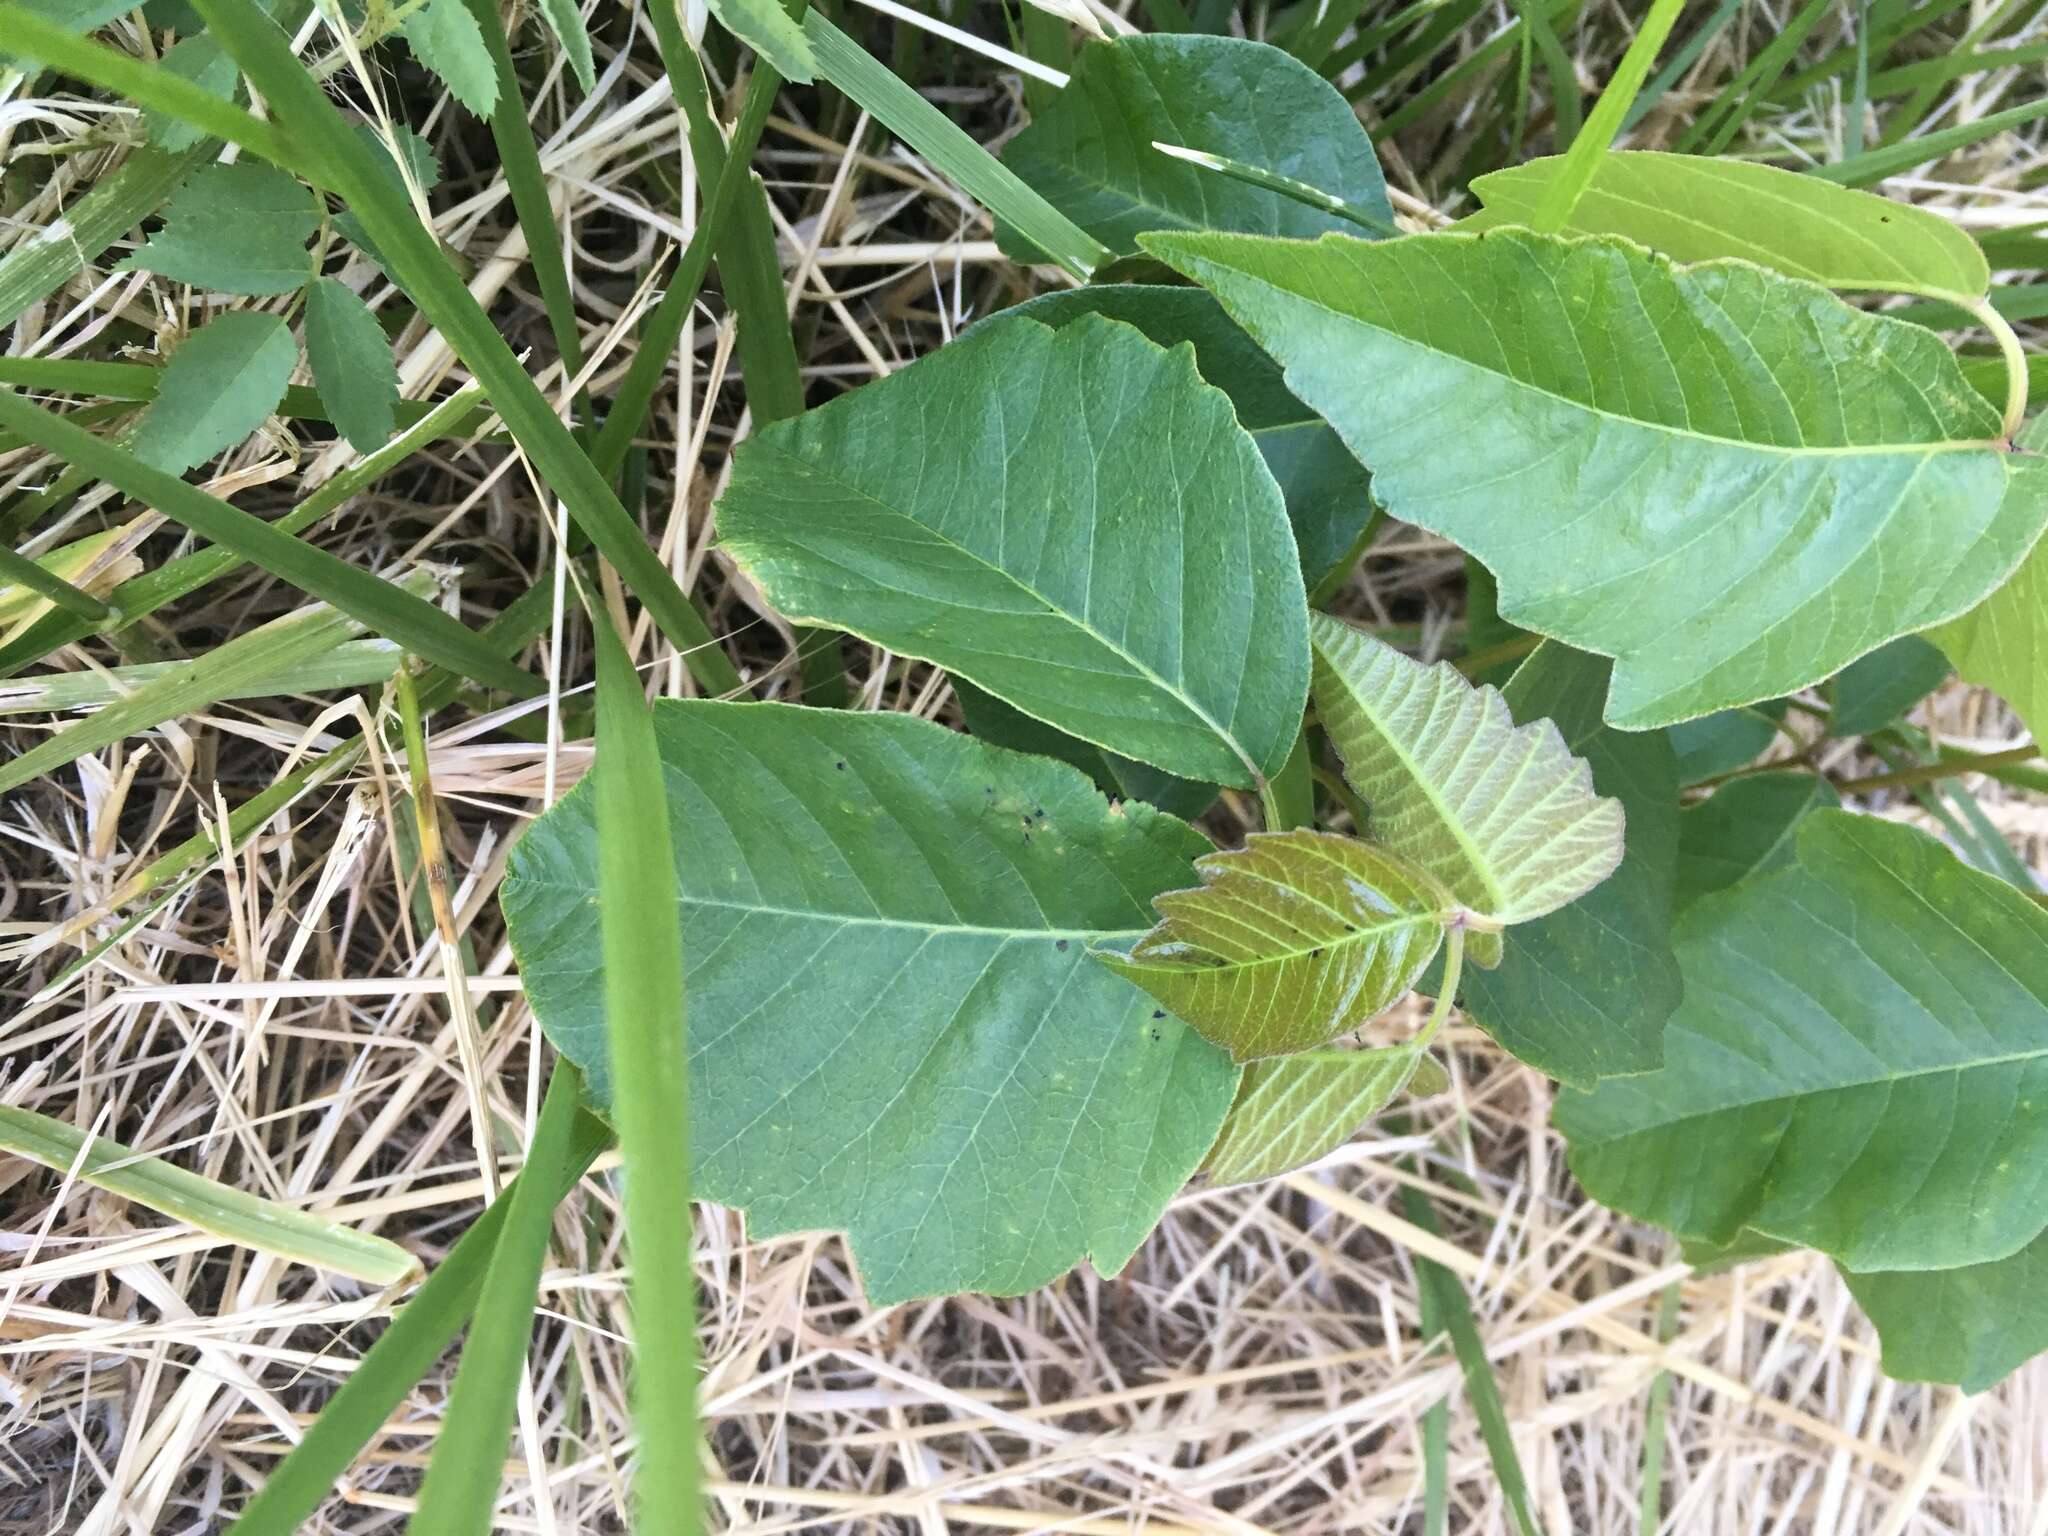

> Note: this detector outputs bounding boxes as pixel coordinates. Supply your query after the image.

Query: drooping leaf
[1930,417,2048,744]
[1149,228,2048,730]
[1845,1234,2048,1393]
[999,34,1393,260]
[1309,614,1625,968]
[1827,635,1951,738]
[705,0,815,83]
[1009,286,1374,589]
[1674,770,1839,913]
[119,160,318,294]
[1448,642,1680,1086]
[1095,829,1451,1061]
[953,676,1216,820]
[129,310,296,473]
[1466,151,1990,304]
[1556,811,2048,1273]
[531,0,594,93]
[1667,700,1787,784]
[403,0,499,117]
[718,312,1310,789]
[304,277,398,452]
[500,703,1240,1305]
[145,32,237,152]
[1202,1046,1448,1186]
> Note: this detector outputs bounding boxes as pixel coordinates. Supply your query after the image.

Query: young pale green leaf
[403,0,499,117]
[1310,615,1625,967]
[1674,770,1838,914]
[1095,830,1450,1062]
[1447,642,1679,1086]
[118,160,318,294]
[129,310,297,473]
[146,33,236,151]
[1008,286,1374,591]
[1150,228,2048,729]
[531,0,594,92]
[1827,635,1951,738]
[1467,151,1990,303]
[1557,811,2048,1273]
[1845,1234,2048,1394]
[718,313,1310,790]
[303,278,398,452]
[953,676,1216,821]
[706,0,815,83]
[500,703,1240,1306]
[1202,1046,1448,1186]
[0,1103,415,1284]
[1000,34,1393,260]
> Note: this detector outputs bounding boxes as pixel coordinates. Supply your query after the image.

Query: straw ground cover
[4,1,2048,1530]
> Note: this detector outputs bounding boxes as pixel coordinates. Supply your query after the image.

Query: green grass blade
[1864,37,2048,97]
[588,597,701,1528]
[1507,0,1580,148]
[1621,0,1741,131]
[1676,0,1830,155]
[1531,0,1683,230]
[1638,1280,1684,1534]
[801,11,1109,280]
[1816,95,2048,184]
[0,541,110,619]
[409,1061,586,1536]
[0,638,399,715]
[0,387,539,697]
[228,1105,611,1536]
[0,1104,416,1284]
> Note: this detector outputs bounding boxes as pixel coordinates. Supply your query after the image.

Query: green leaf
[1666,700,1786,784]
[530,0,593,92]
[1679,1228,1793,1274]
[1096,829,1450,1062]
[718,312,1310,790]
[1556,811,2048,1273]
[953,676,1216,820]
[1309,614,1625,968]
[403,0,499,117]
[1448,642,1680,1087]
[1000,34,1393,260]
[0,1103,416,1284]
[118,160,317,294]
[1467,151,1990,304]
[304,277,398,452]
[1149,228,2048,730]
[1008,285,1374,590]
[705,0,814,83]
[500,703,1241,1305]
[1202,1046,1447,1186]
[129,309,297,472]
[1827,634,1951,738]
[1674,770,1838,914]
[1845,1234,2048,1393]
[146,33,237,151]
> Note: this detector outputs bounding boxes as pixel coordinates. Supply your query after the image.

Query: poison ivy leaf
[1095,829,1451,1061]
[1556,811,2048,1273]
[1827,635,1951,738]
[403,0,499,118]
[1846,1233,2048,1393]
[1466,151,1990,303]
[119,162,318,296]
[1447,642,1680,1086]
[1674,770,1839,914]
[1202,1046,1448,1187]
[999,34,1393,260]
[953,676,1216,820]
[1149,228,2048,729]
[1309,614,1625,969]
[129,311,296,473]
[304,278,398,453]
[145,33,236,152]
[531,0,595,93]
[1009,286,1374,590]
[718,312,1310,789]
[705,0,815,83]
[501,703,1239,1306]
[1667,700,1787,785]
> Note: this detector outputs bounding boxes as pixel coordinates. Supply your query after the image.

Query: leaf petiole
[1963,295,2030,442]
[1414,927,1466,1053]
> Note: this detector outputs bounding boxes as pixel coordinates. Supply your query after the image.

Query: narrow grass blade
[409,1061,586,1536]
[1507,0,1580,148]
[0,542,109,620]
[0,638,399,715]
[0,387,538,697]
[588,598,700,1528]
[801,11,1109,279]
[1621,0,1741,131]
[1530,0,1683,230]
[1817,96,2048,185]
[1638,1280,1683,1533]
[228,1105,611,1536]
[0,1104,416,1284]
[1399,1184,1547,1536]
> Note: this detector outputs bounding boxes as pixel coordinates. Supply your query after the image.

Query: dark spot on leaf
[1311,948,1324,959]
[836,760,846,770]
[1152,1010,1166,1019]
[1056,938,1070,951]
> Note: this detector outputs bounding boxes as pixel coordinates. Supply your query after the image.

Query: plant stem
[1964,295,2030,441]
[1415,928,1466,1052]
[1835,742,2040,795]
